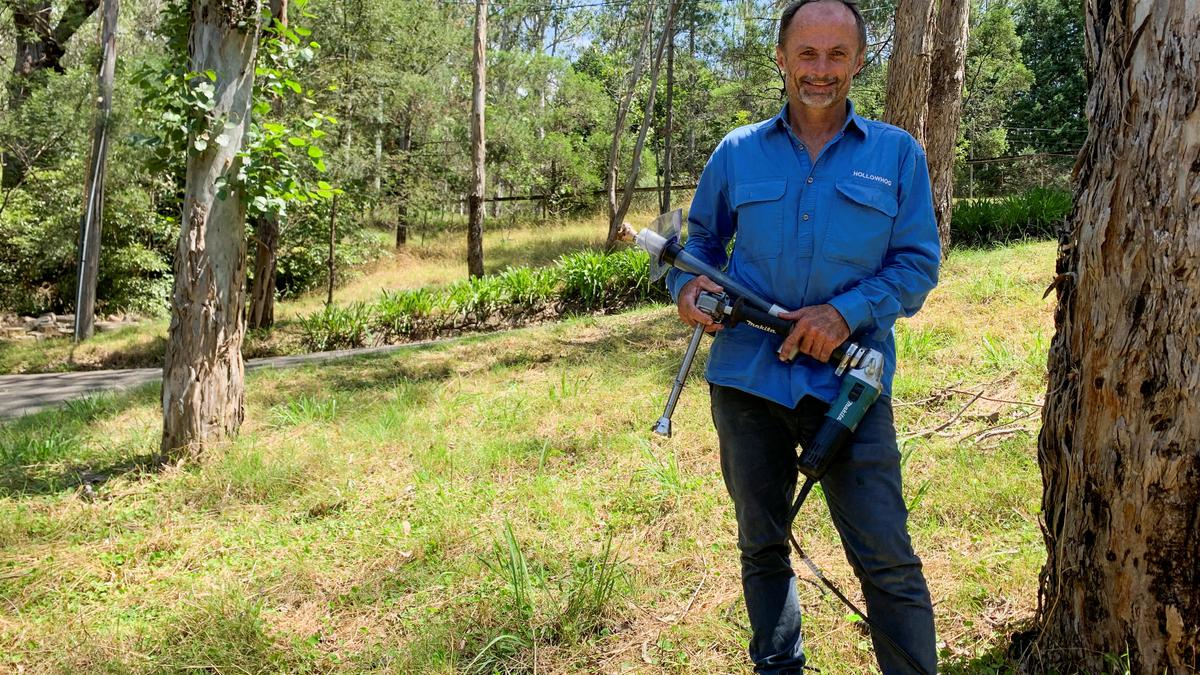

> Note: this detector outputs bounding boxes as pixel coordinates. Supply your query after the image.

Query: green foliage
[1008,0,1088,154]
[296,302,372,351]
[951,187,1071,247]
[299,246,668,349]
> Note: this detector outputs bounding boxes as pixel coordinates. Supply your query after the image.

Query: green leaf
[284,79,302,94]
[193,137,208,152]
[204,69,217,81]
[313,159,327,173]
[317,181,333,191]
[294,26,312,36]
[307,146,324,159]
[287,136,308,147]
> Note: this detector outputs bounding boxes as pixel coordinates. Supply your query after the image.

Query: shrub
[374,287,441,339]
[951,187,1072,247]
[297,302,372,351]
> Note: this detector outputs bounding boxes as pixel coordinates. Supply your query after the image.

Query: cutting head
[646,208,682,282]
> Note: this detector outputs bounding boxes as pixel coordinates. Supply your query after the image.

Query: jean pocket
[826,178,897,271]
[733,179,787,262]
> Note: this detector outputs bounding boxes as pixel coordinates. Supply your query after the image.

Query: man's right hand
[677,275,725,333]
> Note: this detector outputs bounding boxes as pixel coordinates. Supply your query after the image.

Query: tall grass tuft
[553,533,627,643]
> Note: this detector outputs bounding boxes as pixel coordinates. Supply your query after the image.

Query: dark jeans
[710,384,936,675]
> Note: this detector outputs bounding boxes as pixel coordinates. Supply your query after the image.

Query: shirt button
[802,213,810,221]
[806,176,814,184]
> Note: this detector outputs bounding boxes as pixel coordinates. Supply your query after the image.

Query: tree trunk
[326,195,337,306]
[3,0,102,188]
[603,1,657,241]
[923,0,969,254]
[466,0,487,278]
[246,213,278,330]
[661,32,674,214]
[246,0,287,331]
[160,0,260,456]
[73,0,118,342]
[883,0,935,146]
[1026,1,1200,672]
[606,0,680,249]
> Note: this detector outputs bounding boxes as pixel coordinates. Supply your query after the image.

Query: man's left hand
[777,304,850,363]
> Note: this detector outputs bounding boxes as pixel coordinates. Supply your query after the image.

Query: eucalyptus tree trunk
[73,0,118,342]
[923,0,969,253]
[606,0,680,250]
[883,0,935,146]
[660,34,674,214]
[466,0,487,278]
[603,1,656,243]
[246,0,288,331]
[3,0,101,188]
[161,0,260,456]
[1025,1,1200,672]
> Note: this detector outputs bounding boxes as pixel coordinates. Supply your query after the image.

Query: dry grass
[0,239,1058,673]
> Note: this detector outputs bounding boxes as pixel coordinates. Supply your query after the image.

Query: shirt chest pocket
[825,178,897,271]
[732,179,787,262]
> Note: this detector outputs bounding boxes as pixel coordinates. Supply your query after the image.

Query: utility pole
[466,0,487,278]
[74,0,118,341]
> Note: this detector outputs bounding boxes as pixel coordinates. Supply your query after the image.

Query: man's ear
[775,46,786,73]
[853,51,865,78]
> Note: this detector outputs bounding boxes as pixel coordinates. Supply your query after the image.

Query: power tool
[620,213,932,675]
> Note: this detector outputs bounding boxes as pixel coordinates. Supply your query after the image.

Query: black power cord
[787,477,934,675]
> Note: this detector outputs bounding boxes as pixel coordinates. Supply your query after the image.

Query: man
[665,1,941,673]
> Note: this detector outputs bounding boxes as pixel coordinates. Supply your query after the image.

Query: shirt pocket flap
[733,179,787,208]
[835,179,898,218]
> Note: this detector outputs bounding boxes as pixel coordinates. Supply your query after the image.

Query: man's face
[775,2,865,111]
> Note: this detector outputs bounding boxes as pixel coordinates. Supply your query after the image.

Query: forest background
[0,0,1083,321]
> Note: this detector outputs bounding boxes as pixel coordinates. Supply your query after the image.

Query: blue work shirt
[666,101,940,408]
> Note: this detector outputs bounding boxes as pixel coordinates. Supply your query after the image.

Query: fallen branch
[900,391,983,441]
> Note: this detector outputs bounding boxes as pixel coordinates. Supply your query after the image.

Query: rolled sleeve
[830,141,940,339]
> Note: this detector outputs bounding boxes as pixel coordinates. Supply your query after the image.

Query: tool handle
[728,298,793,338]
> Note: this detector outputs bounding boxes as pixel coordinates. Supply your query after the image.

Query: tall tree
[466,0,487,278]
[1026,0,1200,671]
[923,0,969,252]
[883,0,934,146]
[3,0,102,187]
[160,0,260,455]
[1007,0,1086,155]
[73,0,118,341]
[605,0,680,249]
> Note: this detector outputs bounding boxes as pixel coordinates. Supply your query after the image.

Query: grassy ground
[0,209,657,375]
[0,239,1057,673]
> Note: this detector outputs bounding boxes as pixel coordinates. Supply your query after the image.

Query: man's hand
[677,275,725,333]
[778,304,850,363]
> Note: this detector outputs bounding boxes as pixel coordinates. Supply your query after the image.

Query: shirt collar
[773,99,869,140]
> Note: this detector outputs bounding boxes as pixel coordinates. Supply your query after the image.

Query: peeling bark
[1027,0,1200,672]
[161,0,260,456]
[883,0,935,146]
[924,0,969,253]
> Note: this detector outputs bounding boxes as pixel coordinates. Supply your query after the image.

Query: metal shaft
[653,322,706,437]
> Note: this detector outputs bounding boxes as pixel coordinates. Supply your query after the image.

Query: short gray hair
[777,0,868,55]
